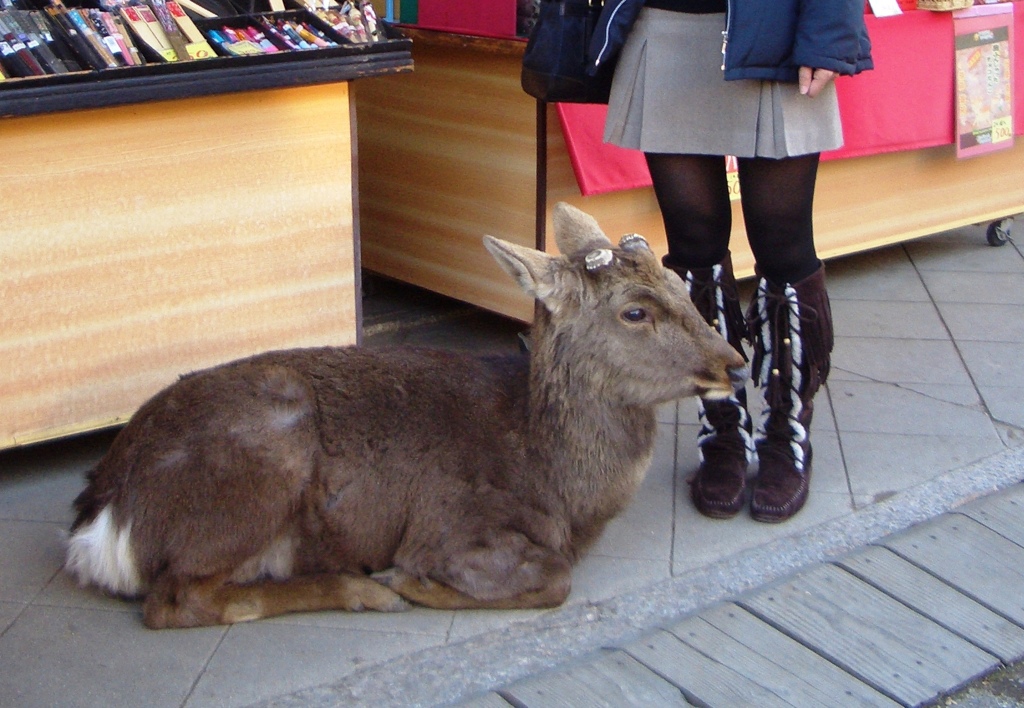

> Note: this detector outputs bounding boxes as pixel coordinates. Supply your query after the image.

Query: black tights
[645,152,822,284]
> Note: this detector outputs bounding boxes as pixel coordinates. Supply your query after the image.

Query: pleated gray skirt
[604,9,844,158]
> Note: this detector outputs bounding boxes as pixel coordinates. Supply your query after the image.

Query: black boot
[665,253,752,519]
[746,264,833,523]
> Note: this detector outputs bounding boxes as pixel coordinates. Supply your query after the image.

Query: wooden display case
[0,30,412,449]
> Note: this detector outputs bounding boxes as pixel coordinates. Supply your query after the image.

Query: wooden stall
[357,11,1024,322]
[0,37,412,448]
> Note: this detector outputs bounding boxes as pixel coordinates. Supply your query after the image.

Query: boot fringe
[747,265,833,520]
[664,253,753,518]
[668,253,750,353]
[697,396,753,464]
[746,266,833,389]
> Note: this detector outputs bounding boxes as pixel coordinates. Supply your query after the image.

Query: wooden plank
[501,649,691,707]
[811,142,1024,263]
[840,546,1024,663]
[882,514,1024,626]
[958,484,1024,547]
[1,85,359,449]
[625,630,789,707]
[738,564,999,707]
[678,603,900,707]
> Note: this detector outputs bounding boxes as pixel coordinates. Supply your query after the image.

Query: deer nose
[728,363,749,391]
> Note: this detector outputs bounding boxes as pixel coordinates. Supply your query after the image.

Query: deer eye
[621,307,649,324]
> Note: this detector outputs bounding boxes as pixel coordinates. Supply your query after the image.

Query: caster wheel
[986,218,1012,247]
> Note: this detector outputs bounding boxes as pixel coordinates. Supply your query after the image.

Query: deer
[64,202,747,629]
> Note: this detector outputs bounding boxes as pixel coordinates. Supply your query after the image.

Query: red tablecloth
[557,8,1023,196]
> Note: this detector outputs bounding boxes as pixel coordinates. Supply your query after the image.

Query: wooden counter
[356,31,538,318]
[356,29,1024,323]
[1,40,412,449]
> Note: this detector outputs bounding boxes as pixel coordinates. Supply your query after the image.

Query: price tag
[867,0,904,17]
[185,41,216,60]
[992,115,1013,143]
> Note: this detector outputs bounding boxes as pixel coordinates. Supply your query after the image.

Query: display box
[0,1,409,93]
[414,0,515,38]
[195,8,400,61]
[0,0,412,118]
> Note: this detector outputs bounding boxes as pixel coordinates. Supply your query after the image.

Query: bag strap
[534,100,547,252]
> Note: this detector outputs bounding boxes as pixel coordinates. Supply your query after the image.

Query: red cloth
[556,103,652,195]
[824,11,956,160]
[556,8,1022,195]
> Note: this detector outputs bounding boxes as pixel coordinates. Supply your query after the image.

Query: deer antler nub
[585,249,615,272]
[618,233,649,251]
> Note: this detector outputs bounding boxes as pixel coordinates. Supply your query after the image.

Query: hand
[798,66,837,98]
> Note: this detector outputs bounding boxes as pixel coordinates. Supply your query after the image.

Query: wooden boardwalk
[464,484,1024,708]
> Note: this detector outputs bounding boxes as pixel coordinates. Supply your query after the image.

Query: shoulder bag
[520,0,616,104]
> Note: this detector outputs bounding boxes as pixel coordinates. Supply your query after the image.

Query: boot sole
[691,485,746,519]
[750,477,809,523]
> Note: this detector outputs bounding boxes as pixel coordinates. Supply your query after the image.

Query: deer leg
[374,542,573,610]
[143,573,409,629]
[373,568,570,610]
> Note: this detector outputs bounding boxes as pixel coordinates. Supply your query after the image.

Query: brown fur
[65,203,746,628]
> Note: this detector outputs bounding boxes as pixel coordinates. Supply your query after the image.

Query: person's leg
[737,155,834,522]
[646,152,733,269]
[737,153,821,284]
[647,153,752,518]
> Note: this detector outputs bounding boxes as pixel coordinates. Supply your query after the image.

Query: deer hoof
[366,570,413,611]
[358,582,411,613]
[361,589,411,613]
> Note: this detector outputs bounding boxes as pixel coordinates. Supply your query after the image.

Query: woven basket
[917,0,972,10]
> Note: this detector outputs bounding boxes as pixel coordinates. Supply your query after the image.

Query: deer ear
[552,202,613,255]
[484,235,566,305]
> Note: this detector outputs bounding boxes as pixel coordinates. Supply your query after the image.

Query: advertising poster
[954,5,1014,158]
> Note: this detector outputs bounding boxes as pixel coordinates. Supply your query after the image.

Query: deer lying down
[65,202,746,629]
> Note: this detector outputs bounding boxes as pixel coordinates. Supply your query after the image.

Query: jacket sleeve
[586,0,645,75]
[792,0,873,76]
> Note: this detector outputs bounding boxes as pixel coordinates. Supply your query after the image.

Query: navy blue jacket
[589,0,873,82]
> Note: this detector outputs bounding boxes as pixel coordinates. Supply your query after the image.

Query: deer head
[484,203,746,406]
